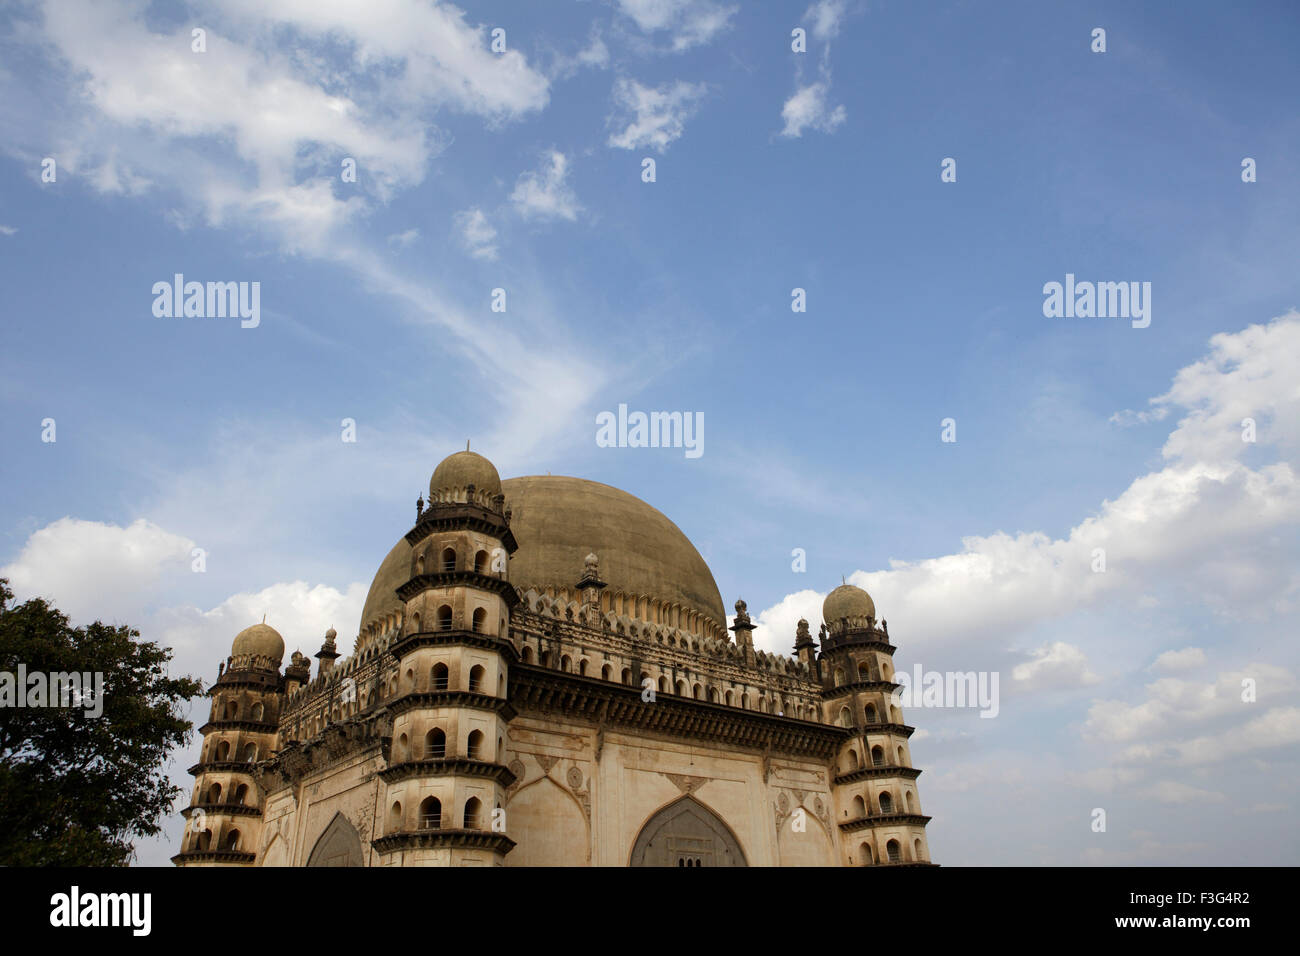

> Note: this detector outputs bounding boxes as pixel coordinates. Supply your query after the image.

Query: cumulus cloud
[780,81,846,137]
[754,315,1300,660]
[0,225,16,235]
[1,517,194,624]
[1083,665,1295,745]
[614,0,737,52]
[1011,641,1100,690]
[806,0,848,41]
[155,579,367,666]
[510,151,581,221]
[1138,780,1226,804]
[606,77,708,152]
[454,207,498,259]
[1151,646,1207,672]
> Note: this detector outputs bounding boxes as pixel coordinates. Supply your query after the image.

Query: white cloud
[1083,665,1295,745]
[1151,646,1207,672]
[0,224,17,235]
[454,207,498,259]
[780,81,846,137]
[614,0,737,51]
[1011,641,1100,690]
[805,0,848,41]
[1137,780,1226,804]
[156,579,367,666]
[1,518,194,625]
[510,151,581,221]
[606,77,708,152]
[387,227,420,247]
[1123,312,1300,464]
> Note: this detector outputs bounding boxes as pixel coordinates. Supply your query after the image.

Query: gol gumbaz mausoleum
[174,450,934,866]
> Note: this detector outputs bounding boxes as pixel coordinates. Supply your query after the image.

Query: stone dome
[822,584,875,624]
[360,475,726,637]
[232,622,285,662]
[430,450,501,498]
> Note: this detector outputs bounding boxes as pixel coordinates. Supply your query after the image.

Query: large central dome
[359,474,726,639]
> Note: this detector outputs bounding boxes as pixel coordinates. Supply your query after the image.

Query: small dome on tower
[232,622,285,662]
[822,584,875,624]
[325,626,337,641]
[430,449,502,497]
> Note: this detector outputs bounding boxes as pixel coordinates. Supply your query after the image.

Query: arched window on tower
[858,662,872,680]
[388,801,403,833]
[419,796,442,830]
[886,839,901,863]
[441,547,456,573]
[251,701,264,721]
[467,729,484,760]
[431,662,449,690]
[471,607,486,633]
[234,784,249,806]
[437,605,453,631]
[224,829,241,851]
[878,792,893,814]
[865,703,878,723]
[860,842,874,866]
[224,699,238,720]
[242,743,257,762]
[839,707,853,728]
[847,748,860,770]
[425,727,447,759]
[621,668,632,685]
[474,550,489,574]
[871,745,885,767]
[853,795,866,818]
[464,797,483,829]
[468,664,485,693]
[914,838,924,862]
[560,655,572,673]
[523,646,536,664]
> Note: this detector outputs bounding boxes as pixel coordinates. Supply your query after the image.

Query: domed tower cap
[822,583,875,624]
[232,622,286,663]
[430,449,502,498]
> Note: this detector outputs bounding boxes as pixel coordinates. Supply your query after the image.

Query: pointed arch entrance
[306,812,363,867]
[629,796,747,867]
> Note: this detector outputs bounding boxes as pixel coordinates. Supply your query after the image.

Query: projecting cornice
[509,664,848,760]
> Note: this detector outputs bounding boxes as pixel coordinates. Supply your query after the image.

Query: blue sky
[1,0,1298,866]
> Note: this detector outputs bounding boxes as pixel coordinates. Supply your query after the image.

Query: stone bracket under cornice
[404,503,518,553]
[388,630,520,664]
[396,572,521,607]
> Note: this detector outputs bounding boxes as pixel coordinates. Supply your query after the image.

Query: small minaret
[729,598,756,666]
[576,552,607,628]
[315,627,340,677]
[793,617,818,671]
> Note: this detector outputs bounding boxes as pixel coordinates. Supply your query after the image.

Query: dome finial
[466,439,470,451]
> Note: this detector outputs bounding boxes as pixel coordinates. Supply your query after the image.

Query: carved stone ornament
[662,772,711,795]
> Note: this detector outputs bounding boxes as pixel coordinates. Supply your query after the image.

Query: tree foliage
[0,579,203,865]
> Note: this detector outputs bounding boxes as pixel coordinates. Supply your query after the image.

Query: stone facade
[173,451,934,867]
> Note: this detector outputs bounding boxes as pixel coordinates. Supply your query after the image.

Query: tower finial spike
[842,574,846,585]
[466,439,470,451]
